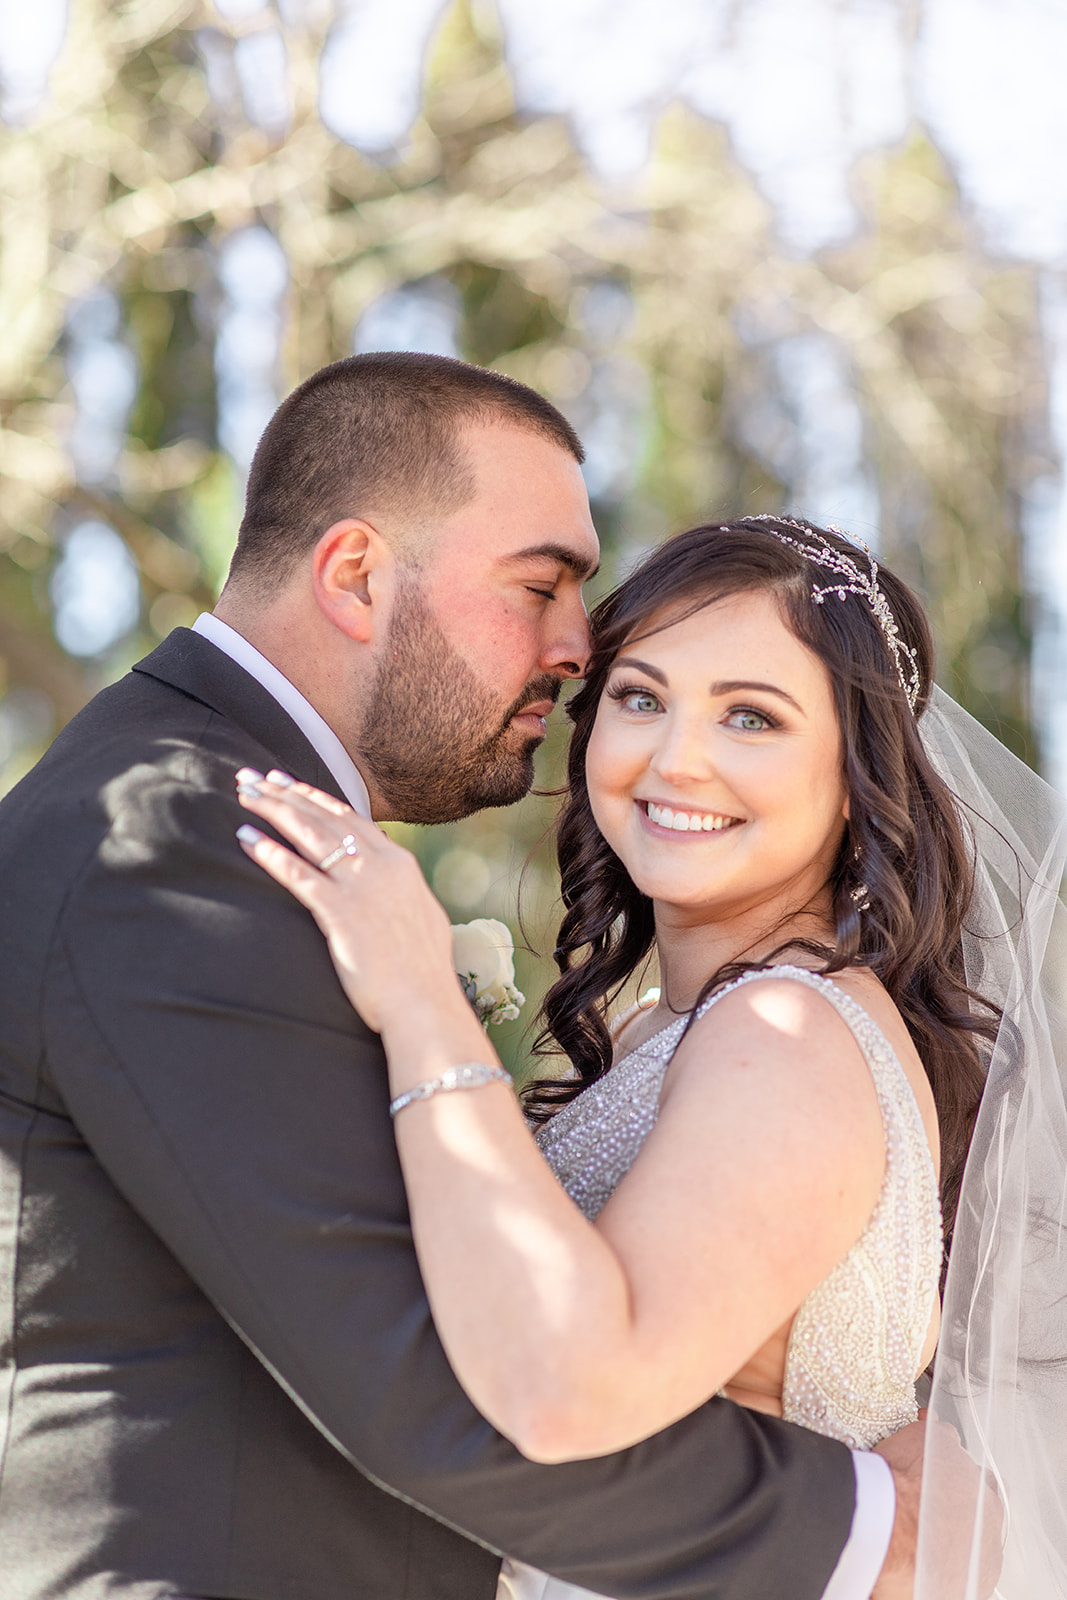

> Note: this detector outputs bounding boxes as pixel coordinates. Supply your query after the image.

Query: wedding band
[317,834,359,873]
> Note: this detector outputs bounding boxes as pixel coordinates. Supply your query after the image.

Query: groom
[0,353,936,1599]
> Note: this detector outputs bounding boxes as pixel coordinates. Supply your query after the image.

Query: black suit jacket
[0,629,857,1600]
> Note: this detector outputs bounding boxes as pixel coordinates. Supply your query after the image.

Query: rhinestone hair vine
[740,517,922,713]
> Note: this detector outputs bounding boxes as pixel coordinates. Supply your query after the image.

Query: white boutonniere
[451,918,526,1027]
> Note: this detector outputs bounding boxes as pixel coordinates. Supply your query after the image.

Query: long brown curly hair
[524,518,999,1239]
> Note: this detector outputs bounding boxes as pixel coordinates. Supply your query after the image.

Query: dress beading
[534,964,943,1450]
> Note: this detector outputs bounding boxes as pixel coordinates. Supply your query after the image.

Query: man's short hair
[227,352,585,590]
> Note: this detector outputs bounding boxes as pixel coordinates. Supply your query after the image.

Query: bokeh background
[3,0,1066,1070]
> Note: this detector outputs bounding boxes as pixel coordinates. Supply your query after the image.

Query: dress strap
[696,963,871,1038]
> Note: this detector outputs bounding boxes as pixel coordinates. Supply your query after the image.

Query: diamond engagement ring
[317,834,359,873]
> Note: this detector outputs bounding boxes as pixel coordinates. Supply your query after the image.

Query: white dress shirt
[191,612,897,1600]
[193,613,372,816]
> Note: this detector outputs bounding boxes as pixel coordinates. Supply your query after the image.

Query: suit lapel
[132,628,349,805]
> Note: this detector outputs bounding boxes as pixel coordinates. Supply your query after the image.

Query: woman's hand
[234,768,459,1036]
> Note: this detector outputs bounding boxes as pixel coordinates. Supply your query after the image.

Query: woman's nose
[649,716,715,784]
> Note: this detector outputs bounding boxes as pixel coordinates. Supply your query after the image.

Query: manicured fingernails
[237,824,264,846]
[236,767,293,800]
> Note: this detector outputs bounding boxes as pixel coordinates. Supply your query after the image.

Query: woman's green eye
[628,692,660,714]
[734,710,768,731]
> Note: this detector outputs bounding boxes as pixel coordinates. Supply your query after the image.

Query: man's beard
[357,576,562,825]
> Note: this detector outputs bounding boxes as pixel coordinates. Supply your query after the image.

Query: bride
[234,517,1051,1597]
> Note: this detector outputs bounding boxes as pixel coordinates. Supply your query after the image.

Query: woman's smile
[640,799,745,835]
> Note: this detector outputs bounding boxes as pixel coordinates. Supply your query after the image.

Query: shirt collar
[192,613,372,819]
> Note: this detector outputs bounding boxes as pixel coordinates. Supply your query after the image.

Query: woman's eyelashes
[605,681,783,732]
[724,706,780,733]
[606,681,662,714]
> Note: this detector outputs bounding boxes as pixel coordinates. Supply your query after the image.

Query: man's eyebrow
[501,543,599,580]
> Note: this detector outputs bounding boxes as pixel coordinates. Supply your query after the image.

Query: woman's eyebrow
[612,655,668,684]
[710,679,804,713]
[611,663,805,715]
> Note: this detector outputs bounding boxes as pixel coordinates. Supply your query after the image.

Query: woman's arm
[237,774,886,1462]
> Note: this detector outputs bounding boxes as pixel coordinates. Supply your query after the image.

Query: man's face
[358,422,599,824]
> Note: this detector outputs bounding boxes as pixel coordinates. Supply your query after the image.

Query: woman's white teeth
[646,801,736,832]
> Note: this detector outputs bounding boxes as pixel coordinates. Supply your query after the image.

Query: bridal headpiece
[741,516,922,713]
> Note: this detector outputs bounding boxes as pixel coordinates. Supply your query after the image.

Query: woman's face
[585,589,849,925]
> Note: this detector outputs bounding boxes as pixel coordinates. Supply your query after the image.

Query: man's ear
[310,518,393,643]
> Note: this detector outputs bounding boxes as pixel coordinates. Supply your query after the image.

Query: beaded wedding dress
[500,964,943,1600]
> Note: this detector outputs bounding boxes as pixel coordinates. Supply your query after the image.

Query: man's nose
[541,595,591,679]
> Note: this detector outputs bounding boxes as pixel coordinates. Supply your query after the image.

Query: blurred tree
[0,0,1048,1065]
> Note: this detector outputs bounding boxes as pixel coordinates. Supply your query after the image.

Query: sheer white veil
[915,688,1067,1598]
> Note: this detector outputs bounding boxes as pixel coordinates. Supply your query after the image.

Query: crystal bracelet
[389,1062,513,1119]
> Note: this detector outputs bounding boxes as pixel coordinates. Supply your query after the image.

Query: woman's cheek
[584,714,615,800]
[586,768,636,865]
[587,774,623,856]
[586,724,636,823]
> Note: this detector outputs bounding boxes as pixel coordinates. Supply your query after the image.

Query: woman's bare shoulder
[659,970,888,1172]
[666,962,939,1179]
